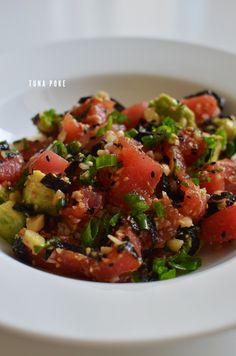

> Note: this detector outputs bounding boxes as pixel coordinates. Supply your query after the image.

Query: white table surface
[0,0,236,354]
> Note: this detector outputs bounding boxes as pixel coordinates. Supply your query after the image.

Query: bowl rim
[1,36,236,345]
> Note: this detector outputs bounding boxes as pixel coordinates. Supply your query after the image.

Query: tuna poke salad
[0,90,236,282]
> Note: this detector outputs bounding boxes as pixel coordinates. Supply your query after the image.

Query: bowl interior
[0,73,236,273]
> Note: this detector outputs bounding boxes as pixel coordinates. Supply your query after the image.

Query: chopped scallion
[80,166,96,185]
[226,141,236,158]
[195,136,217,168]
[142,117,179,148]
[152,246,201,281]
[38,109,60,134]
[191,177,200,185]
[96,116,113,137]
[96,154,117,169]
[109,110,129,124]
[51,140,68,158]
[81,218,100,247]
[125,128,138,138]
[153,201,165,219]
[67,141,81,155]
[216,128,227,149]
[141,135,156,148]
[109,212,121,227]
[124,192,149,214]
[135,213,149,230]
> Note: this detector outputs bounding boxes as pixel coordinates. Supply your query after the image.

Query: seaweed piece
[13,170,29,190]
[4,152,18,158]
[147,216,158,246]
[156,174,184,206]
[90,141,105,156]
[31,113,40,125]
[117,240,139,259]
[111,97,125,112]
[135,123,153,143]
[176,226,200,256]
[207,191,236,216]
[62,242,84,253]
[0,141,9,151]
[127,216,140,234]
[65,160,80,178]
[78,96,91,104]
[12,236,30,263]
[13,202,37,216]
[43,237,85,260]
[73,108,90,121]
[41,173,70,193]
[200,119,217,134]
[132,263,155,282]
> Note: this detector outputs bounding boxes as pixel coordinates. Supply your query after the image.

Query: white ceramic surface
[0,38,236,355]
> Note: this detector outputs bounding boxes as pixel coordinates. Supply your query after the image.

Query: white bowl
[0,38,236,356]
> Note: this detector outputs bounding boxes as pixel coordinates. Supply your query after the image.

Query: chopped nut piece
[166,238,184,252]
[179,217,193,228]
[105,130,117,143]
[23,229,45,254]
[52,190,65,206]
[86,247,91,255]
[161,164,170,176]
[117,130,124,137]
[97,149,109,156]
[95,90,110,100]
[107,234,124,246]
[100,246,112,255]
[144,107,160,123]
[72,190,83,202]
[79,163,90,170]
[26,214,45,232]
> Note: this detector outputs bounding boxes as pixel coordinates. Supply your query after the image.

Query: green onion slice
[81,218,100,247]
[125,128,138,138]
[153,201,165,218]
[96,116,113,137]
[96,154,117,169]
[51,140,68,158]
[135,213,149,230]
[124,192,149,213]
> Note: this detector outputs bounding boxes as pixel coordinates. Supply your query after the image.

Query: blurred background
[0,0,235,54]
